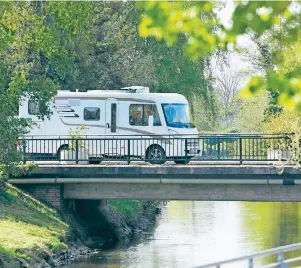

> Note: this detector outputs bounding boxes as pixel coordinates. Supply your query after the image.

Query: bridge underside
[63,183,301,202]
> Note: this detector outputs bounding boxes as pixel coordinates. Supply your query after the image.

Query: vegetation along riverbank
[0,180,160,267]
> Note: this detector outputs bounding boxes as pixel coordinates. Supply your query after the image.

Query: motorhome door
[105,99,119,155]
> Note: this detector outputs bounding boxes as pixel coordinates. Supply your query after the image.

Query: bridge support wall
[20,184,63,210]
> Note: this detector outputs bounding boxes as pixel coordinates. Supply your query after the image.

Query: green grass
[108,200,142,219]
[108,200,160,221]
[0,182,69,267]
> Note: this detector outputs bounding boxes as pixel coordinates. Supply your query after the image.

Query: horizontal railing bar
[262,255,301,268]
[21,134,200,138]
[20,138,186,141]
[19,138,290,141]
[284,255,301,264]
[20,133,292,138]
[194,242,301,268]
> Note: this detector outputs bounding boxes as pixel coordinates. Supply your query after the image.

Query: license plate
[189,148,198,154]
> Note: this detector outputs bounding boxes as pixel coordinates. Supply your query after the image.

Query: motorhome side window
[28,100,38,115]
[84,107,100,121]
[129,104,161,126]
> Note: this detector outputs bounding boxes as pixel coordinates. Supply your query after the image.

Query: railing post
[239,137,243,164]
[22,140,26,164]
[127,139,131,165]
[217,136,220,160]
[185,138,188,164]
[75,139,79,164]
[278,252,288,268]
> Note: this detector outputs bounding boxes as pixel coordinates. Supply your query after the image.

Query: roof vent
[120,86,149,93]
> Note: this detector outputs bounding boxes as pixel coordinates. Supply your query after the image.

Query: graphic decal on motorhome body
[53,99,79,118]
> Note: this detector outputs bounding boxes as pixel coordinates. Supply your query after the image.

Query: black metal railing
[18,134,291,164]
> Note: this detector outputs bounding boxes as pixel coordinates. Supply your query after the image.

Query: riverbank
[108,200,160,232]
[0,181,159,267]
[0,181,70,267]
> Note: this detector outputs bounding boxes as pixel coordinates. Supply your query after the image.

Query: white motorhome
[19,86,200,164]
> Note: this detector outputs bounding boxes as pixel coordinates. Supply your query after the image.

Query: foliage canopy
[139,1,301,112]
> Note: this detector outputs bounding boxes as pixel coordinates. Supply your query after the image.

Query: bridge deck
[9,165,301,201]
[10,164,301,179]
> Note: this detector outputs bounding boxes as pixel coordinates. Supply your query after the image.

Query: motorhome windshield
[162,103,194,128]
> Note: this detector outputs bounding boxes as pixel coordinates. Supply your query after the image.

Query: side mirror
[148,115,154,127]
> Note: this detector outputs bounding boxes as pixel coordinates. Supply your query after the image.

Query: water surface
[65,201,301,268]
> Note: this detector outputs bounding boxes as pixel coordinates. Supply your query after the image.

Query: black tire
[174,160,190,165]
[146,145,166,164]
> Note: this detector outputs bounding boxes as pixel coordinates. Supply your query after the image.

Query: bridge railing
[194,242,301,268]
[18,134,291,164]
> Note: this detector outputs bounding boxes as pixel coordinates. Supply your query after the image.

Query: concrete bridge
[8,164,301,209]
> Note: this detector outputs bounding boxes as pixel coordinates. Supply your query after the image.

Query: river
[64,201,301,268]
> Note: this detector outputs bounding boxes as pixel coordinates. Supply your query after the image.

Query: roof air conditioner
[120,86,150,93]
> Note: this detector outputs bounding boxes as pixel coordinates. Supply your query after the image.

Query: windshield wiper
[171,122,190,127]
[171,121,185,124]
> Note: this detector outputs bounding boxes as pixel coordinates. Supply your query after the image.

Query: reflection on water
[65,201,301,268]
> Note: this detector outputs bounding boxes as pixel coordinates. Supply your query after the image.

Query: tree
[216,70,241,111]
[215,65,243,127]
[265,109,301,134]
[0,2,93,174]
[231,91,270,133]
[73,2,219,130]
[139,1,301,112]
